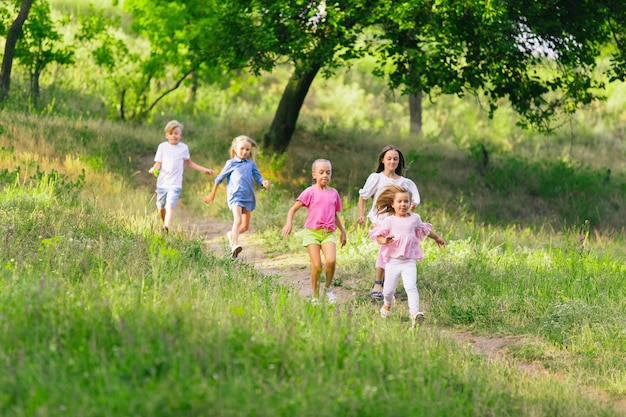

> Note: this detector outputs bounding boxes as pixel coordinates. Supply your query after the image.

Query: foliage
[373,0,613,133]
[13,0,74,104]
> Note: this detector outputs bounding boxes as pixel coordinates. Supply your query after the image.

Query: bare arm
[185,159,214,175]
[376,235,394,245]
[428,231,446,247]
[335,214,347,247]
[203,182,220,204]
[357,196,367,224]
[282,201,304,237]
[148,161,162,175]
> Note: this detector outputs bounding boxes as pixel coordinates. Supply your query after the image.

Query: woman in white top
[357,145,420,300]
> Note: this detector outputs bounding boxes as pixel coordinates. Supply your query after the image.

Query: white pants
[383,257,420,315]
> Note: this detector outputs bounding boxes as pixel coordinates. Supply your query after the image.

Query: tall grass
[2,6,626,413]
[1,172,623,416]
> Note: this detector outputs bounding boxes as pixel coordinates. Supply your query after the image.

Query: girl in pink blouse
[369,185,445,327]
[358,145,420,300]
[282,159,347,304]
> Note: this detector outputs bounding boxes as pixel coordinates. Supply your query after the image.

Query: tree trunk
[409,91,422,135]
[263,63,320,154]
[31,65,41,106]
[0,0,33,102]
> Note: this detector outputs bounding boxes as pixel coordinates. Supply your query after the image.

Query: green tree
[14,0,74,106]
[75,5,139,120]
[374,0,613,133]
[0,0,33,103]
[120,0,626,152]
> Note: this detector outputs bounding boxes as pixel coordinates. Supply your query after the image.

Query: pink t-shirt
[296,185,342,231]
[368,213,432,262]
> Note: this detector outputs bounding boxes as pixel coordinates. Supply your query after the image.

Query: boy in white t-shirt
[148,120,214,233]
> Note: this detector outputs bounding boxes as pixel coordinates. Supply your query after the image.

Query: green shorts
[302,228,336,247]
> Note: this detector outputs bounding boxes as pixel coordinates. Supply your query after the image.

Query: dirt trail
[170,202,625,414]
[174,204,356,302]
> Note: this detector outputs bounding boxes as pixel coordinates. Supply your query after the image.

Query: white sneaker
[325,286,337,303]
[411,312,425,328]
[231,244,242,258]
[380,306,391,318]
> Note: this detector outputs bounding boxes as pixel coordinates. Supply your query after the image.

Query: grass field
[2,3,626,412]
[1,95,625,415]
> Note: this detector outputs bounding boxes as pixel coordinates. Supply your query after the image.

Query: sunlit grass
[2,164,624,416]
[2,8,626,412]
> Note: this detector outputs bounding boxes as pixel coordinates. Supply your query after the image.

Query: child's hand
[357,215,365,224]
[281,224,292,237]
[435,237,446,248]
[340,231,347,247]
[384,235,394,244]
[262,179,270,188]
[205,168,214,175]
[203,195,214,204]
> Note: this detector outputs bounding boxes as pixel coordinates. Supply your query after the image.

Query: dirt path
[171,202,625,414]
[174,204,355,302]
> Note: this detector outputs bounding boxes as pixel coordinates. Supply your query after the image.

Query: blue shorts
[302,228,336,247]
[156,187,182,209]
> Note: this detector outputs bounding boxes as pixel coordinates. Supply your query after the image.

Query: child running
[204,135,270,258]
[369,184,445,327]
[358,145,420,300]
[148,120,214,233]
[282,159,347,304]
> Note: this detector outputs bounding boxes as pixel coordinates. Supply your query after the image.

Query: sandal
[370,280,384,300]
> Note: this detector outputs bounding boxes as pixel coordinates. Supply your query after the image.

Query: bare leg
[240,209,251,234]
[306,244,323,298]
[230,206,244,246]
[159,208,166,223]
[320,241,337,289]
[164,206,174,230]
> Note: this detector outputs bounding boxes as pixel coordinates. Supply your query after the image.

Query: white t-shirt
[154,141,190,188]
[358,172,420,224]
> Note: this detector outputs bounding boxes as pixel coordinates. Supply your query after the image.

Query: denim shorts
[302,227,336,247]
[156,187,182,209]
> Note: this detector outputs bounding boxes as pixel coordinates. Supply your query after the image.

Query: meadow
[1,2,626,414]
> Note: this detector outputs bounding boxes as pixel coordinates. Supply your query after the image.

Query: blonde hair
[311,159,331,184]
[230,135,258,158]
[311,158,331,172]
[164,120,183,134]
[374,185,412,216]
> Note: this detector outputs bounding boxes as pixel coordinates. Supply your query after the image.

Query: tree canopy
[117,0,626,152]
[3,0,625,152]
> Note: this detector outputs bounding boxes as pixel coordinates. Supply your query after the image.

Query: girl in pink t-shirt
[282,159,347,304]
[369,185,445,328]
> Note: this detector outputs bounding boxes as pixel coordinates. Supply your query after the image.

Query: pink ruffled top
[368,213,432,262]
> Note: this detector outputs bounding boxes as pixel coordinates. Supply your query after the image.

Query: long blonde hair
[374,184,412,216]
[230,135,258,158]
